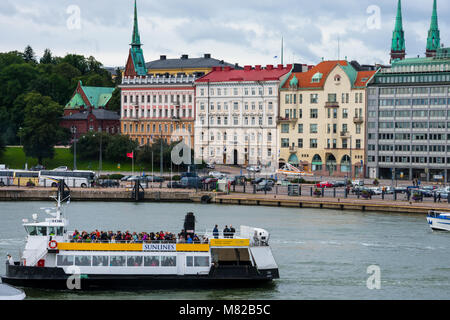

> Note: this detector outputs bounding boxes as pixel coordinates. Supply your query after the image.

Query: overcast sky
[1,0,448,68]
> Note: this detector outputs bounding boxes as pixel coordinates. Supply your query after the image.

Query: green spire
[132,0,141,45]
[426,0,440,55]
[391,0,405,52]
[128,0,147,76]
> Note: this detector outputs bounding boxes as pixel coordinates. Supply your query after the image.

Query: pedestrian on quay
[223,225,230,238]
[213,225,219,239]
[229,225,235,238]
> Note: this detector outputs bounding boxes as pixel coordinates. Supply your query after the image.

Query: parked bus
[39,170,96,188]
[13,170,40,186]
[0,170,14,187]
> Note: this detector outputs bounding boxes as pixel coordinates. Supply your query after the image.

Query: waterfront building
[278,60,377,178]
[120,0,237,147]
[61,80,119,135]
[193,64,294,169]
[366,47,450,182]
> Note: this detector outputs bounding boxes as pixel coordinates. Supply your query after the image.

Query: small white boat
[427,211,450,231]
[0,283,26,300]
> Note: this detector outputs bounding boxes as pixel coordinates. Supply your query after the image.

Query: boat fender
[48,240,58,249]
[201,195,211,204]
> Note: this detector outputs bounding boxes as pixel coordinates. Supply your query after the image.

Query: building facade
[279,60,377,178]
[366,47,450,182]
[121,0,237,147]
[194,64,292,169]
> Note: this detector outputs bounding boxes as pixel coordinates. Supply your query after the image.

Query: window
[298,124,303,133]
[281,124,289,133]
[110,256,126,267]
[310,109,318,119]
[186,256,209,267]
[298,138,303,148]
[127,256,143,267]
[57,255,74,266]
[161,256,176,267]
[310,94,318,104]
[310,139,318,148]
[75,256,91,267]
[144,256,160,267]
[310,124,318,134]
[281,138,290,148]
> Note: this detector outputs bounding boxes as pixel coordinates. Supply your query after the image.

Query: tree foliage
[0,46,116,145]
[20,92,70,164]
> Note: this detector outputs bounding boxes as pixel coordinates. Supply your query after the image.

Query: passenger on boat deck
[229,225,235,238]
[223,225,230,238]
[213,225,219,239]
[7,254,14,265]
[186,235,193,244]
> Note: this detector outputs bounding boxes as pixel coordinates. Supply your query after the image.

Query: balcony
[325,101,339,108]
[340,131,349,137]
[353,116,364,124]
[278,116,297,123]
[289,146,298,153]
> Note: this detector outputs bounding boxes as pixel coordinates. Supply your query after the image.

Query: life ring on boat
[48,240,58,249]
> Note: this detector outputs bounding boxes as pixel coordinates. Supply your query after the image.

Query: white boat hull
[427,217,450,231]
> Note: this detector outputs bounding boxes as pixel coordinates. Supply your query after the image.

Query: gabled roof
[281,60,376,90]
[62,109,120,121]
[65,81,115,109]
[195,64,292,83]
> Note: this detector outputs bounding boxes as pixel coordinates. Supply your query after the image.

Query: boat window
[25,226,37,236]
[75,256,92,266]
[110,256,126,267]
[57,227,64,236]
[57,255,74,266]
[92,256,109,267]
[37,227,47,236]
[186,256,193,267]
[161,256,176,267]
[127,256,143,267]
[144,256,160,267]
[48,227,56,236]
[194,256,210,267]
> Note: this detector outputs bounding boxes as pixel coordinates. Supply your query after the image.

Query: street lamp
[71,126,77,171]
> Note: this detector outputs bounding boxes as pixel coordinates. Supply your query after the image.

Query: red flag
[127,152,134,159]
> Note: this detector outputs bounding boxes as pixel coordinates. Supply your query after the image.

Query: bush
[313,188,322,196]
[108,174,124,180]
[361,190,371,198]
[373,178,379,186]
[171,175,181,181]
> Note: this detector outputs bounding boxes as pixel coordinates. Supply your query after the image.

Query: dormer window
[334,75,341,82]
[311,72,323,83]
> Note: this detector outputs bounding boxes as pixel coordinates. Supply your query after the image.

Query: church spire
[131,0,141,46]
[124,0,147,77]
[426,0,440,57]
[390,0,405,63]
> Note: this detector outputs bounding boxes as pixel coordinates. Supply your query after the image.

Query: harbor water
[0,201,449,300]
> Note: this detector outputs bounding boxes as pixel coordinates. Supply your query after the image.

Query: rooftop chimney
[181,54,188,59]
[255,65,261,71]
[204,53,211,59]
[266,65,273,70]
[160,55,166,60]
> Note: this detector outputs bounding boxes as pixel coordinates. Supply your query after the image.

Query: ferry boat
[427,210,450,232]
[1,182,279,290]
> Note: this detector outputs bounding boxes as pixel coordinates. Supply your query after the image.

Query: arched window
[326,154,337,173]
[340,155,351,173]
[312,154,322,172]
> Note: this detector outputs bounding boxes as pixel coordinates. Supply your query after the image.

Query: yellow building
[278,60,377,178]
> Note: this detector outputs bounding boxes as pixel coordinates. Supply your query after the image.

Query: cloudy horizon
[0,0,448,68]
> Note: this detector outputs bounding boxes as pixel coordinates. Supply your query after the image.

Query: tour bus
[38,170,96,188]
[0,170,14,186]
[13,170,40,186]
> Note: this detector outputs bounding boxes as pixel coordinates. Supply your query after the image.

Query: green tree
[0,51,25,71]
[23,45,37,64]
[105,134,138,163]
[108,88,121,114]
[0,63,38,106]
[114,67,122,86]
[73,131,111,161]
[0,134,5,157]
[20,92,69,164]
[40,48,54,64]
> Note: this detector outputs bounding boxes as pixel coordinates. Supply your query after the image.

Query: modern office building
[366,47,450,182]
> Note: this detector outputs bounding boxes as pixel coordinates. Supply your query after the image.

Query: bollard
[322,187,325,197]
[243,182,246,193]
[333,188,336,198]
[448,195,450,204]
[344,187,348,198]
[434,193,437,203]
[357,189,360,199]
[253,184,256,194]
[310,187,313,197]
[299,185,302,196]
[394,191,397,201]
[382,191,385,200]
[276,185,278,195]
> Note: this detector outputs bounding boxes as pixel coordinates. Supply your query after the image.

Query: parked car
[204,177,218,184]
[100,180,119,188]
[31,164,45,171]
[53,166,68,171]
[180,177,202,189]
[352,180,364,186]
[209,171,226,179]
[394,187,407,194]
[206,163,215,169]
[251,178,265,185]
[331,180,346,188]
[276,179,291,186]
[167,181,184,189]
[417,189,434,197]
[145,175,164,182]
[316,181,333,188]
[256,183,272,192]
[246,166,261,172]
[121,175,132,182]
[369,187,382,195]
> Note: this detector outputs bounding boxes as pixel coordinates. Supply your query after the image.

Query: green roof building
[64,80,115,115]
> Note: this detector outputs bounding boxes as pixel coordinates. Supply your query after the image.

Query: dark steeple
[124,0,147,77]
